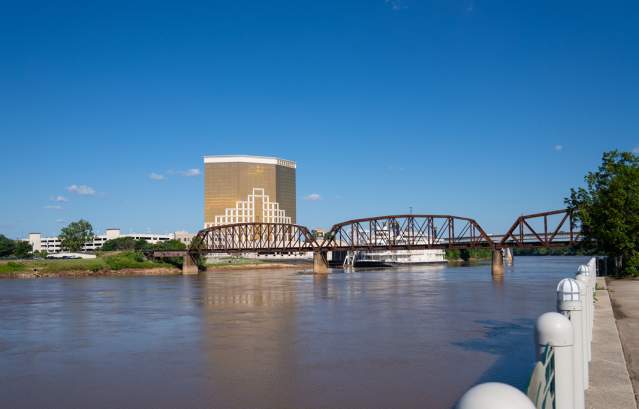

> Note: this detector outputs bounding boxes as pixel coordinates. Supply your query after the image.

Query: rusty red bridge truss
[151,209,580,274]
[179,208,579,255]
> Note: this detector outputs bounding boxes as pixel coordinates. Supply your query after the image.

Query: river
[0,256,588,408]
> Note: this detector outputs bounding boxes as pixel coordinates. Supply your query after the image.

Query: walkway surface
[608,278,639,407]
[586,278,637,409]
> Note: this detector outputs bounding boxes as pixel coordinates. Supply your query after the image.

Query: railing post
[456,382,535,409]
[575,270,592,365]
[536,312,574,409]
[557,278,585,409]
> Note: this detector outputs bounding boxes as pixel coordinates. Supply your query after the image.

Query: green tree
[153,239,187,251]
[59,220,95,252]
[151,239,188,268]
[13,241,32,258]
[566,150,639,275]
[102,237,154,251]
[33,250,49,259]
[0,234,16,257]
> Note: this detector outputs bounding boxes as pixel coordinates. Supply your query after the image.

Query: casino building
[203,155,296,228]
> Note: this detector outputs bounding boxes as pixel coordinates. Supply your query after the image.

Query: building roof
[203,155,296,168]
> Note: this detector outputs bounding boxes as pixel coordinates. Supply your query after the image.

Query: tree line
[0,220,187,259]
[567,150,639,276]
[0,235,33,258]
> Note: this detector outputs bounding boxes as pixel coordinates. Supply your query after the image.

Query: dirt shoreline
[0,263,313,279]
[0,267,182,279]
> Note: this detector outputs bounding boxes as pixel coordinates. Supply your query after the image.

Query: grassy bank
[0,251,171,275]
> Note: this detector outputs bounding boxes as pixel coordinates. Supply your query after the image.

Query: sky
[1,0,638,238]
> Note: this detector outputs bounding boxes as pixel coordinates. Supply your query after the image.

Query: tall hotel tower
[203,155,297,228]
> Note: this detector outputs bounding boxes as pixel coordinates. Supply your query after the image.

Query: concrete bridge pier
[492,249,504,277]
[504,247,514,266]
[313,251,329,274]
[182,253,199,275]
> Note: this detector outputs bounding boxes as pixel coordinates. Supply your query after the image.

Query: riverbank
[2,267,182,279]
[0,252,178,278]
[0,254,313,278]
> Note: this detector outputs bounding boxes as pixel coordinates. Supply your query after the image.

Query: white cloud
[56,218,66,223]
[67,184,96,195]
[50,195,68,202]
[633,146,639,153]
[149,172,165,181]
[554,144,563,152]
[44,205,62,210]
[178,168,201,177]
[385,0,405,10]
[464,0,475,13]
[305,193,321,201]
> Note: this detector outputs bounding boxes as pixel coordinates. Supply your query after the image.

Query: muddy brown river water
[0,256,588,409]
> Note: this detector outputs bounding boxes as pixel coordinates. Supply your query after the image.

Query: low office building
[27,229,193,254]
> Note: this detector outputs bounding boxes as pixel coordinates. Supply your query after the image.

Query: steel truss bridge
[153,209,580,274]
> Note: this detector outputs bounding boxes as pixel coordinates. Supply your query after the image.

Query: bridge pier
[313,251,329,274]
[504,247,514,266]
[492,249,504,277]
[182,253,199,275]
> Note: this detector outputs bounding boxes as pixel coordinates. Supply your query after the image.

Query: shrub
[103,251,165,270]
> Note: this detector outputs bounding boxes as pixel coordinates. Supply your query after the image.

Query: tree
[566,150,639,275]
[152,239,188,267]
[59,220,95,252]
[102,237,153,251]
[153,239,187,251]
[0,234,16,257]
[13,241,32,258]
[33,250,49,259]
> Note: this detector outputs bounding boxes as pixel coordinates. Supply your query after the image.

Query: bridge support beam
[313,251,329,274]
[182,253,199,275]
[492,249,504,277]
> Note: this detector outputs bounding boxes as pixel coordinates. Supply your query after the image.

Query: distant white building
[27,228,195,254]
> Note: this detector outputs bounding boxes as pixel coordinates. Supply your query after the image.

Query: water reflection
[0,256,588,409]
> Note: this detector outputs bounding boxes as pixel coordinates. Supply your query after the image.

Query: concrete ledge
[586,288,637,409]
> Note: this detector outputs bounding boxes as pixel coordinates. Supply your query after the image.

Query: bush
[152,240,187,251]
[103,252,165,270]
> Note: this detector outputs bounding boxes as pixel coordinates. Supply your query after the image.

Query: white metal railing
[457,257,598,409]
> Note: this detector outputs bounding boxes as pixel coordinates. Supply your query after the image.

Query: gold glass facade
[204,156,296,227]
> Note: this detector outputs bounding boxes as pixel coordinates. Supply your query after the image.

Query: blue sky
[1,0,637,238]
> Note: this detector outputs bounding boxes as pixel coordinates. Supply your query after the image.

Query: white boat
[348,248,446,267]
